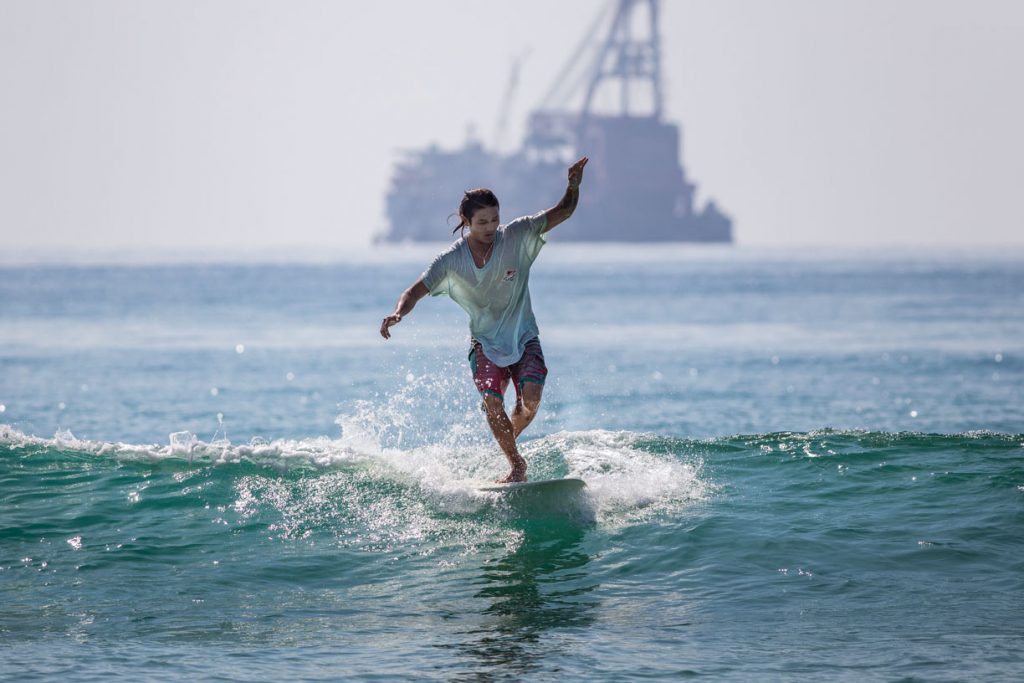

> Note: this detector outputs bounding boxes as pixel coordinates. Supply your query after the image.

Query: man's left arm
[542,156,588,233]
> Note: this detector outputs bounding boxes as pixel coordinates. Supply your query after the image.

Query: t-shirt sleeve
[420,250,452,297]
[507,211,548,263]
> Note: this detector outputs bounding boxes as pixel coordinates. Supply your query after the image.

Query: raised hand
[568,156,588,189]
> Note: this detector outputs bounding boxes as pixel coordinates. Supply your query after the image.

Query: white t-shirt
[421,211,548,367]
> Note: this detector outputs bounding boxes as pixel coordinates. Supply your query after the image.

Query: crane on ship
[517,0,730,241]
[381,0,731,243]
[525,0,664,157]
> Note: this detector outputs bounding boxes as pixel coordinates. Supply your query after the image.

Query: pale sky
[1,0,1022,254]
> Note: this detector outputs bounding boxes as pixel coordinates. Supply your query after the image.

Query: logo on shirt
[503,269,517,282]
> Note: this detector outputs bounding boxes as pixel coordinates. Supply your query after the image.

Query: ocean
[2,245,1022,681]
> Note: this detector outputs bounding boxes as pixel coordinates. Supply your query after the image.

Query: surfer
[380,157,588,483]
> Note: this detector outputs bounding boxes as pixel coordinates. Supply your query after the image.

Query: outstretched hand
[380,313,401,339]
[568,157,588,189]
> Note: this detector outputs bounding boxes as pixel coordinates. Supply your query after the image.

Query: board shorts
[469,336,548,401]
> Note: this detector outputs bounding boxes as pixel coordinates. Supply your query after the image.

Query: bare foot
[496,466,527,484]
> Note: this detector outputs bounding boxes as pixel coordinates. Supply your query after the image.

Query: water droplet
[994,353,1003,363]
[286,372,295,382]
[67,536,82,550]
[405,372,415,383]
[871,377,880,385]
[651,371,663,381]
[210,387,219,396]
[80,384,89,392]
[58,402,66,410]
[0,404,6,413]
[235,344,245,354]
[910,410,918,418]
[689,368,698,377]
[770,355,780,365]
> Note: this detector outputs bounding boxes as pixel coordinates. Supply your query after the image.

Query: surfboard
[479,477,586,494]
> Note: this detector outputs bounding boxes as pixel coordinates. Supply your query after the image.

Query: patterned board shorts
[469,337,548,401]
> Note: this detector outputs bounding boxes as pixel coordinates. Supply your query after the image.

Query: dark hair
[450,188,499,234]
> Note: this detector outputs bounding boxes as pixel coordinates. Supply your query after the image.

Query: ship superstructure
[381,0,732,243]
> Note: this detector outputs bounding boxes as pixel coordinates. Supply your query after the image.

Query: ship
[380,0,732,243]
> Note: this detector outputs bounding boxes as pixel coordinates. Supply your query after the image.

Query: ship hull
[382,116,731,244]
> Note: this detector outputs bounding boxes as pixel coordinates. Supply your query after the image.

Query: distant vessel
[380,0,732,243]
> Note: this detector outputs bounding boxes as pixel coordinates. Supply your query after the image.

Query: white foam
[526,430,709,525]
[1,419,708,528]
[0,424,369,470]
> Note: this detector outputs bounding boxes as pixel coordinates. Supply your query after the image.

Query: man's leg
[509,338,548,439]
[510,381,543,439]
[482,393,527,483]
[471,341,527,483]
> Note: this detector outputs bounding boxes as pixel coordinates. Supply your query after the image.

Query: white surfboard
[479,477,586,494]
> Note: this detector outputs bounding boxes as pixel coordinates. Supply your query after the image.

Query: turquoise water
[2,247,1023,680]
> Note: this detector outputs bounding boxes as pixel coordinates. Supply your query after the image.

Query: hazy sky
[2,0,1022,253]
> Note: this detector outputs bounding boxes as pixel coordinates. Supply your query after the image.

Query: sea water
[1,245,1022,680]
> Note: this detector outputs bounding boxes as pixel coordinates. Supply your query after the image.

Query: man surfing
[380,157,588,482]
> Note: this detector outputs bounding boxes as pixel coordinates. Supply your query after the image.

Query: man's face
[465,206,500,243]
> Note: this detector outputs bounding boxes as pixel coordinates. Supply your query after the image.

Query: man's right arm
[380,280,429,339]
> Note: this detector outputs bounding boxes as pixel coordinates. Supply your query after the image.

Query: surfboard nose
[480,478,592,523]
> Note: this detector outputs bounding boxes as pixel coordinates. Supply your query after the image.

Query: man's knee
[482,393,505,415]
[522,396,541,414]
[520,383,543,413]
